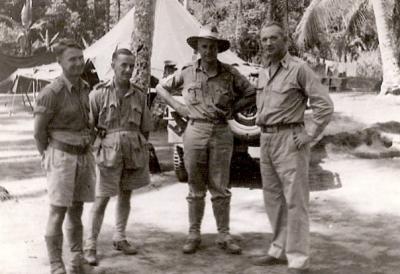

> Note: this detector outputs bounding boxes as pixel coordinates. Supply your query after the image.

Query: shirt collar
[195,59,226,74]
[112,78,136,97]
[61,74,87,93]
[265,52,290,70]
[61,74,74,93]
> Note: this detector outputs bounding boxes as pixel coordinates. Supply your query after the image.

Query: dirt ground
[1,92,400,274]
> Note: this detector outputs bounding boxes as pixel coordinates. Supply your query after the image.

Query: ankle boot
[182,197,205,254]
[66,225,96,274]
[45,234,67,274]
[212,197,242,255]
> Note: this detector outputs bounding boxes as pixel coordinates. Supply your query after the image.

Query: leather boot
[65,226,95,274]
[83,249,97,266]
[182,197,205,254]
[212,197,242,255]
[45,234,67,274]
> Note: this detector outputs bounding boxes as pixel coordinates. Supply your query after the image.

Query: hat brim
[187,36,230,53]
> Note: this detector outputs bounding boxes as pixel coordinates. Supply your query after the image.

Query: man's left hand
[293,131,313,149]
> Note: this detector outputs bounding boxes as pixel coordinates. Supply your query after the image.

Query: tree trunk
[117,0,121,21]
[265,0,275,23]
[105,0,110,32]
[371,0,400,95]
[183,0,190,10]
[235,0,242,45]
[131,0,156,90]
[282,0,288,35]
[131,0,159,173]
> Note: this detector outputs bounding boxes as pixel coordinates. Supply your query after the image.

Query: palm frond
[294,0,366,49]
[345,0,371,36]
[0,14,23,30]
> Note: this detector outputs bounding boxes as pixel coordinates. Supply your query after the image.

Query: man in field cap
[156,26,256,255]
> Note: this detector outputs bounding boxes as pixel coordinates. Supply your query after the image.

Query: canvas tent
[86,0,257,80]
[0,52,56,82]
[5,0,257,88]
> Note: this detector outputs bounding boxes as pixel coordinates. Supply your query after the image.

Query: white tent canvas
[87,0,256,80]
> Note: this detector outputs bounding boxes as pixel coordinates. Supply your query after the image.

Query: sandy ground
[1,92,400,274]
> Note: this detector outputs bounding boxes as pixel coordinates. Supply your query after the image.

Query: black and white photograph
[1,0,400,273]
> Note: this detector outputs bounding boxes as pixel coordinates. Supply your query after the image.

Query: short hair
[260,21,286,38]
[53,39,82,57]
[112,48,134,61]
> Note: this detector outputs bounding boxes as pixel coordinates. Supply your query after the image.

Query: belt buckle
[263,126,278,133]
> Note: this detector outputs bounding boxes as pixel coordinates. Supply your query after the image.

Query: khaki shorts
[95,156,150,197]
[43,146,95,207]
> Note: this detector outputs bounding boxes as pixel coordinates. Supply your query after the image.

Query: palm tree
[131,0,161,173]
[131,0,156,89]
[264,0,288,32]
[295,0,400,95]
[0,0,45,56]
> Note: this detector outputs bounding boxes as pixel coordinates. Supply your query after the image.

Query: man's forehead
[115,54,135,63]
[260,25,284,37]
[62,47,83,58]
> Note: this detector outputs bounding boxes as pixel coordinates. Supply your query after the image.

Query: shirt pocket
[213,88,233,111]
[184,82,202,105]
[99,104,117,127]
[128,105,142,127]
[269,84,303,108]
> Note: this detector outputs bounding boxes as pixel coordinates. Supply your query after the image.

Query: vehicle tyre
[173,145,188,182]
[229,105,260,142]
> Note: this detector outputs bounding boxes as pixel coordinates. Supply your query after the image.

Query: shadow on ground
[89,197,400,274]
[229,145,342,193]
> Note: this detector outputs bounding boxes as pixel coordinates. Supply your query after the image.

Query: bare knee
[66,201,84,228]
[92,197,110,214]
[46,205,67,235]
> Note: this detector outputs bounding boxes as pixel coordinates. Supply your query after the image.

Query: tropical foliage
[0,0,134,55]
[294,0,400,94]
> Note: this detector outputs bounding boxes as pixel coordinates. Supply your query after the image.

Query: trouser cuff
[268,242,285,259]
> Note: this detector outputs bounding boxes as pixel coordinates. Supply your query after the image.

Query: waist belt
[190,118,227,125]
[97,127,138,138]
[49,139,89,155]
[106,128,139,134]
[261,122,304,133]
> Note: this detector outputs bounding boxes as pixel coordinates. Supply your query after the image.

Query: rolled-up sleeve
[160,70,184,94]
[231,67,256,112]
[34,88,56,115]
[298,64,334,138]
[89,90,100,129]
[232,67,256,98]
[33,88,56,154]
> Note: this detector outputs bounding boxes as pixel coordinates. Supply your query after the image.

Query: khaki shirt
[256,53,334,137]
[34,75,91,146]
[89,80,152,169]
[161,59,254,120]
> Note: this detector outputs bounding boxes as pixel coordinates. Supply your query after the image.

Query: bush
[355,50,382,79]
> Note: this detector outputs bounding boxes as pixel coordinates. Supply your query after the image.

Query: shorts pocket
[125,135,148,170]
[51,148,66,168]
[95,139,120,167]
[41,150,50,171]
